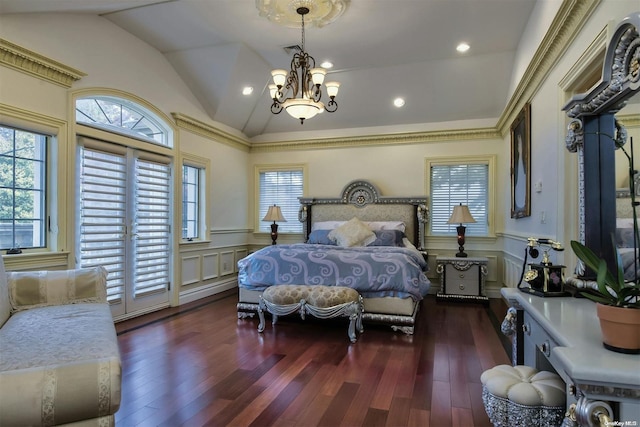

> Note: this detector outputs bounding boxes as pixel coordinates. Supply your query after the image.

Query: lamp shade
[262,205,287,222]
[447,204,476,224]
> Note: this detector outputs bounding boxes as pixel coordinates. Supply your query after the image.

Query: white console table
[501,288,640,424]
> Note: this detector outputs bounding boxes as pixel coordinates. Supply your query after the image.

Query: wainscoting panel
[234,249,248,272]
[202,253,219,280]
[181,255,201,286]
[503,257,523,288]
[220,251,234,276]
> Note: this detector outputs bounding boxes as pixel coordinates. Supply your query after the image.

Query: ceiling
[0,0,539,140]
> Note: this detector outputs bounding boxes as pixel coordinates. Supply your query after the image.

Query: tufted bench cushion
[480,364,565,427]
[258,285,363,342]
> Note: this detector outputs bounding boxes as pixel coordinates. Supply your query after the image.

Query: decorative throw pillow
[328,217,376,247]
[8,266,108,313]
[368,230,405,247]
[307,229,336,245]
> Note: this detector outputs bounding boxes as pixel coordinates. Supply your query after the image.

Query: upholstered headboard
[298,180,429,249]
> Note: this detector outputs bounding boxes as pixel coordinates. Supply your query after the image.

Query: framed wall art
[511,102,531,219]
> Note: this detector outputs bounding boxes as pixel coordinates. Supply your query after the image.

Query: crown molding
[617,113,640,129]
[171,112,251,152]
[249,126,501,153]
[0,38,85,88]
[496,0,601,135]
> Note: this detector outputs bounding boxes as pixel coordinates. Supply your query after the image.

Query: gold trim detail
[250,127,501,153]
[171,112,251,152]
[0,38,86,88]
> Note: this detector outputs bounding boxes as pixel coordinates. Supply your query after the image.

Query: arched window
[75,96,172,147]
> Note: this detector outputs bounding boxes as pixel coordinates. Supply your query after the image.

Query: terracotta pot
[596,303,640,354]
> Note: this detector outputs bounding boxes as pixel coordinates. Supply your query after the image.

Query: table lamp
[262,204,286,245]
[447,203,476,257]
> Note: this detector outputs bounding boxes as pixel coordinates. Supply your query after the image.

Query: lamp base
[455,249,468,258]
[270,222,279,245]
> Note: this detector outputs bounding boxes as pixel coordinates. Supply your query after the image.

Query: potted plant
[571,240,640,354]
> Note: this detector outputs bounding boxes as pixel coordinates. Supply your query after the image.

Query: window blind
[259,170,303,233]
[430,164,488,235]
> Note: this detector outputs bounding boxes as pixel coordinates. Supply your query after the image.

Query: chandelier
[268,6,340,124]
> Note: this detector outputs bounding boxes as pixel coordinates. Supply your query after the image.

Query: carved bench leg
[258,297,266,333]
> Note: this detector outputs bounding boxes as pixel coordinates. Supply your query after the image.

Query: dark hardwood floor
[115,293,510,427]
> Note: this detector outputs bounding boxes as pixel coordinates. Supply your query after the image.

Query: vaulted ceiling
[0,0,538,140]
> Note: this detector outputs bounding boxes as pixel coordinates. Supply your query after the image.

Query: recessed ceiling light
[320,61,334,69]
[393,97,405,108]
[456,42,470,53]
[242,86,253,95]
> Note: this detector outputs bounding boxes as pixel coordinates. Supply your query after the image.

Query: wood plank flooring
[115,293,511,426]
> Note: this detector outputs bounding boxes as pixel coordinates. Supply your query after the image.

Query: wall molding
[171,112,251,152]
[0,38,85,88]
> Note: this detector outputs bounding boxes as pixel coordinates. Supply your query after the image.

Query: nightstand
[435,256,488,303]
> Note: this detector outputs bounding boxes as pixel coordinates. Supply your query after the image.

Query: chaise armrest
[7,266,108,313]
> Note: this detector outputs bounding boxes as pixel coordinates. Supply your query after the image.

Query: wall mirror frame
[563,11,640,289]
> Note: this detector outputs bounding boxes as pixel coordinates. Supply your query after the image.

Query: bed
[237,180,430,334]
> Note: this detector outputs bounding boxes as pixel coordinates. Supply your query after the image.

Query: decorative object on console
[571,240,640,354]
[263,204,287,245]
[447,203,475,257]
[519,237,568,297]
[265,5,340,124]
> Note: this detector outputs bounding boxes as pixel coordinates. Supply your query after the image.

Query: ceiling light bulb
[393,98,405,108]
[320,61,333,69]
[242,86,253,95]
[456,43,470,53]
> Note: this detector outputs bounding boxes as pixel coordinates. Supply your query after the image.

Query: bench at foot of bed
[258,285,364,343]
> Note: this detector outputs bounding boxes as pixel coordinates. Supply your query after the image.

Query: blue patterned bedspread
[237,244,431,300]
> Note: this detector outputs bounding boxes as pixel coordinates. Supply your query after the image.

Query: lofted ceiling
[0,0,538,140]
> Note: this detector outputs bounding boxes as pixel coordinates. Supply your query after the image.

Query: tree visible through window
[0,125,47,250]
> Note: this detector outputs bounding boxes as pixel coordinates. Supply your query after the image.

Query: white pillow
[328,217,376,247]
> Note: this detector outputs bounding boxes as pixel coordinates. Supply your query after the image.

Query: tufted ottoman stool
[480,364,566,427]
[258,285,364,342]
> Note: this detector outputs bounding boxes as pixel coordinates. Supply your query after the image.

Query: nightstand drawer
[445,264,479,296]
[435,256,488,303]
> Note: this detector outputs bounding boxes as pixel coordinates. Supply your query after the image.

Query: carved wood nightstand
[436,256,488,303]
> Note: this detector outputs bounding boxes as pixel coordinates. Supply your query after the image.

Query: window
[0,125,47,250]
[257,167,305,233]
[182,164,200,240]
[428,157,495,236]
[76,96,171,147]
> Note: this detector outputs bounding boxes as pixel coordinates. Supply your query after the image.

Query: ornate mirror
[563,11,640,288]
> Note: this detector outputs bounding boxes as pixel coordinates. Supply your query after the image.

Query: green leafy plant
[571,240,640,308]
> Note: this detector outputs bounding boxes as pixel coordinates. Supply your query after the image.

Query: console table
[501,288,640,424]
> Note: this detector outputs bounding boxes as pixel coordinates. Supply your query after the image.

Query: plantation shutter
[77,144,127,303]
[259,170,303,233]
[134,157,171,297]
[430,164,488,236]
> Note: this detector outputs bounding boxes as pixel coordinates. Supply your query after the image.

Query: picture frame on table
[511,102,531,219]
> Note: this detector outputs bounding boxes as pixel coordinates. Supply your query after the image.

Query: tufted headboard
[298,180,429,249]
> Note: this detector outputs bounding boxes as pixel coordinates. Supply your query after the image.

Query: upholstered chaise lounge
[0,257,121,426]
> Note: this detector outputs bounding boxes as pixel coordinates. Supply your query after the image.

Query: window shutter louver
[259,170,303,233]
[430,164,488,236]
[134,158,171,297]
[78,146,127,303]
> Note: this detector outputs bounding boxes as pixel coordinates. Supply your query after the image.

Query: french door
[77,136,172,318]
